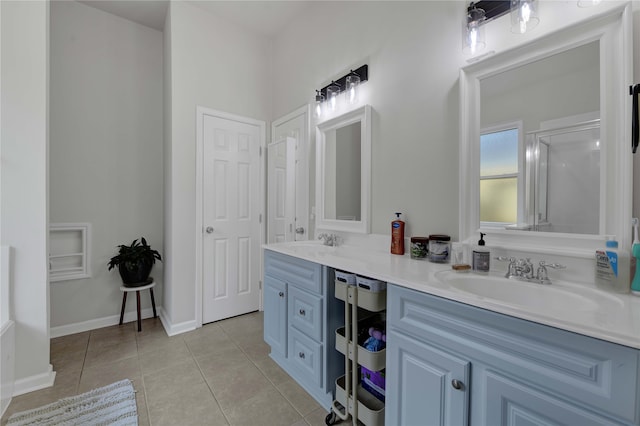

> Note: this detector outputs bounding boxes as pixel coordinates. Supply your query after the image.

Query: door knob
[451,379,464,390]
[295,227,305,235]
[205,226,214,234]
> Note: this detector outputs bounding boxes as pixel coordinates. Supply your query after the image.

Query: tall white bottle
[595,237,630,293]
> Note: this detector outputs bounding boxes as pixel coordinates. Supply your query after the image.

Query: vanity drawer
[265,250,322,294]
[288,327,323,388]
[288,285,323,342]
[388,285,640,423]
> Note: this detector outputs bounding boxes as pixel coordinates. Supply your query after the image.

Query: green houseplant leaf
[108,237,162,285]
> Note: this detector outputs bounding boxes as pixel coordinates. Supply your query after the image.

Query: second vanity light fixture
[463,0,540,55]
[511,0,539,34]
[314,64,368,118]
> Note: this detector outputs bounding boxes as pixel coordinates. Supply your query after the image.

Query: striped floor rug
[7,379,137,426]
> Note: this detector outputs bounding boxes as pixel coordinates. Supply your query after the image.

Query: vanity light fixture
[326,81,341,112]
[463,2,486,55]
[314,64,368,116]
[511,0,539,34]
[345,71,361,105]
[462,1,510,55]
[314,90,324,118]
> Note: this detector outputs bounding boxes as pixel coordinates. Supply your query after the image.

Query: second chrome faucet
[496,257,566,285]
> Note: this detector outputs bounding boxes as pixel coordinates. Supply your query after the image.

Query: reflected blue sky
[480,128,518,176]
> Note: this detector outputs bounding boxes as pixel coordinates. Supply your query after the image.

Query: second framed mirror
[316,105,371,234]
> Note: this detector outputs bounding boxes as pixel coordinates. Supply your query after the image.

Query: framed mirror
[460,4,632,255]
[316,105,371,234]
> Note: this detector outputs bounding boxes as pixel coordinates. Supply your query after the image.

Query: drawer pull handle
[451,379,464,391]
[278,292,284,297]
[299,352,305,359]
[299,309,306,316]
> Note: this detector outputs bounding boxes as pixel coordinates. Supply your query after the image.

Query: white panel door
[271,106,310,240]
[267,137,296,243]
[202,113,261,324]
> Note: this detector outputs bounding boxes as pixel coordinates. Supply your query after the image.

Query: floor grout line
[6,314,323,426]
[187,332,231,426]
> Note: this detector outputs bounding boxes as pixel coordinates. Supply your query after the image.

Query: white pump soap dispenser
[472,233,490,273]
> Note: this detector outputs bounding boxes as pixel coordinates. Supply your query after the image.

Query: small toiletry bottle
[391,213,405,255]
[472,232,490,273]
[595,237,630,293]
[631,243,640,295]
[631,218,640,295]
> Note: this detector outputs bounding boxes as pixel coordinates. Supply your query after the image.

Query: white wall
[162,3,174,331]
[272,1,464,239]
[0,0,53,391]
[632,4,640,222]
[163,1,270,328]
[272,1,640,243]
[49,1,164,329]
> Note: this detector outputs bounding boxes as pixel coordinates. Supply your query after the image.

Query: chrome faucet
[317,233,340,247]
[496,257,565,284]
[535,261,566,285]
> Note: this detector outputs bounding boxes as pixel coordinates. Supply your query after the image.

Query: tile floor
[1,312,337,426]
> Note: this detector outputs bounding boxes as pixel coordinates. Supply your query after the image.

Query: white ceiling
[78,0,314,36]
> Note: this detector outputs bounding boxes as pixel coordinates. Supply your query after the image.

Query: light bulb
[462,3,485,55]
[345,73,360,105]
[326,82,340,112]
[511,0,538,34]
[314,90,324,118]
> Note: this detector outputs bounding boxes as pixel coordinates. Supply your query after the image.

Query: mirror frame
[316,105,372,234]
[459,3,632,256]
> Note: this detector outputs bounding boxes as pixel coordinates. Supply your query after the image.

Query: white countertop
[264,241,640,350]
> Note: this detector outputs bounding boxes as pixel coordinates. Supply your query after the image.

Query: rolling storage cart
[326,272,386,426]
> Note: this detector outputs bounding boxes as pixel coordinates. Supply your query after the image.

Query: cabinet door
[479,369,619,426]
[263,275,287,357]
[386,329,470,426]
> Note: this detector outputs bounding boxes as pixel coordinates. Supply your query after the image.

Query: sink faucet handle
[495,256,517,263]
[539,260,566,269]
[496,256,519,278]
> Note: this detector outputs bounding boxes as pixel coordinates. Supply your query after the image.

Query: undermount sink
[433,270,622,313]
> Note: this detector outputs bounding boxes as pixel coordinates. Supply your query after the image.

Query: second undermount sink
[433,270,622,313]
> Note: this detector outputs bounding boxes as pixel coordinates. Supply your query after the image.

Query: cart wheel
[325,412,337,425]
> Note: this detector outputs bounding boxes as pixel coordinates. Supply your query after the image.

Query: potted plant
[108,237,162,286]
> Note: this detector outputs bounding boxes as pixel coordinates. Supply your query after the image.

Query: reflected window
[480,127,519,225]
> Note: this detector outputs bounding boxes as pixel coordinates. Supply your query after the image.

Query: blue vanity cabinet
[263,275,287,358]
[263,250,344,409]
[387,284,640,426]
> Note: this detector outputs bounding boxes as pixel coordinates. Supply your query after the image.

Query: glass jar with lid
[428,234,451,263]
[410,237,428,259]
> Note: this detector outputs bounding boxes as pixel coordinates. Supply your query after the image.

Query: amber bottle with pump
[391,212,405,255]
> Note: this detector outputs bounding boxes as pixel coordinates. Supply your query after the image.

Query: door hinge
[259,280,262,290]
[259,146,263,156]
[259,214,262,223]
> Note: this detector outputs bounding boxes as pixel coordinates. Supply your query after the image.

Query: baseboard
[158,309,196,336]
[12,364,56,397]
[50,308,156,338]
